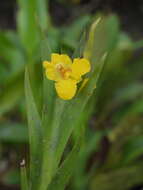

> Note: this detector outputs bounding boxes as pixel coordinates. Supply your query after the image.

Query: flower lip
[55,79,77,100]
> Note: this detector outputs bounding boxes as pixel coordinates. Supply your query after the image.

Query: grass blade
[25,67,42,190]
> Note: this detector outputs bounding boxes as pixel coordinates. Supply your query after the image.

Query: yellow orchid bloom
[43,53,91,100]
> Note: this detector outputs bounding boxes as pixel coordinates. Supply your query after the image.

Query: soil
[0,184,19,190]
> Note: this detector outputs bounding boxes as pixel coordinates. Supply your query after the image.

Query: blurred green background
[0,0,143,190]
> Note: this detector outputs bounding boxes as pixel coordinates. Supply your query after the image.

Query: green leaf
[27,62,43,117]
[115,83,143,103]
[72,132,104,190]
[17,0,50,55]
[72,31,87,58]
[129,98,143,114]
[122,136,143,164]
[17,0,38,53]
[17,0,38,54]
[25,67,42,190]
[93,32,133,121]
[84,14,119,62]
[41,37,56,130]
[48,136,82,190]
[39,99,66,190]
[36,0,51,31]
[91,163,143,190]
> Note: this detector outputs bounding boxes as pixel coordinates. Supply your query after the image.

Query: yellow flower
[43,53,91,100]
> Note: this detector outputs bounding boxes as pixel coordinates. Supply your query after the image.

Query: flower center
[55,63,71,79]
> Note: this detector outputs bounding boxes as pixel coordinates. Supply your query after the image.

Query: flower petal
[55,79,77,100]
[51,53,72,66]
[51,53,61,64]
[60,54,72,66]
[45,66,57,81]
[43,61,52,69]
[71,58,91,80]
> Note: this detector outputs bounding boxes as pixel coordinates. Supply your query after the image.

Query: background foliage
[0,0,143,190]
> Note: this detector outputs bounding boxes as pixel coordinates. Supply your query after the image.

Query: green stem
[20,160,29,190]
